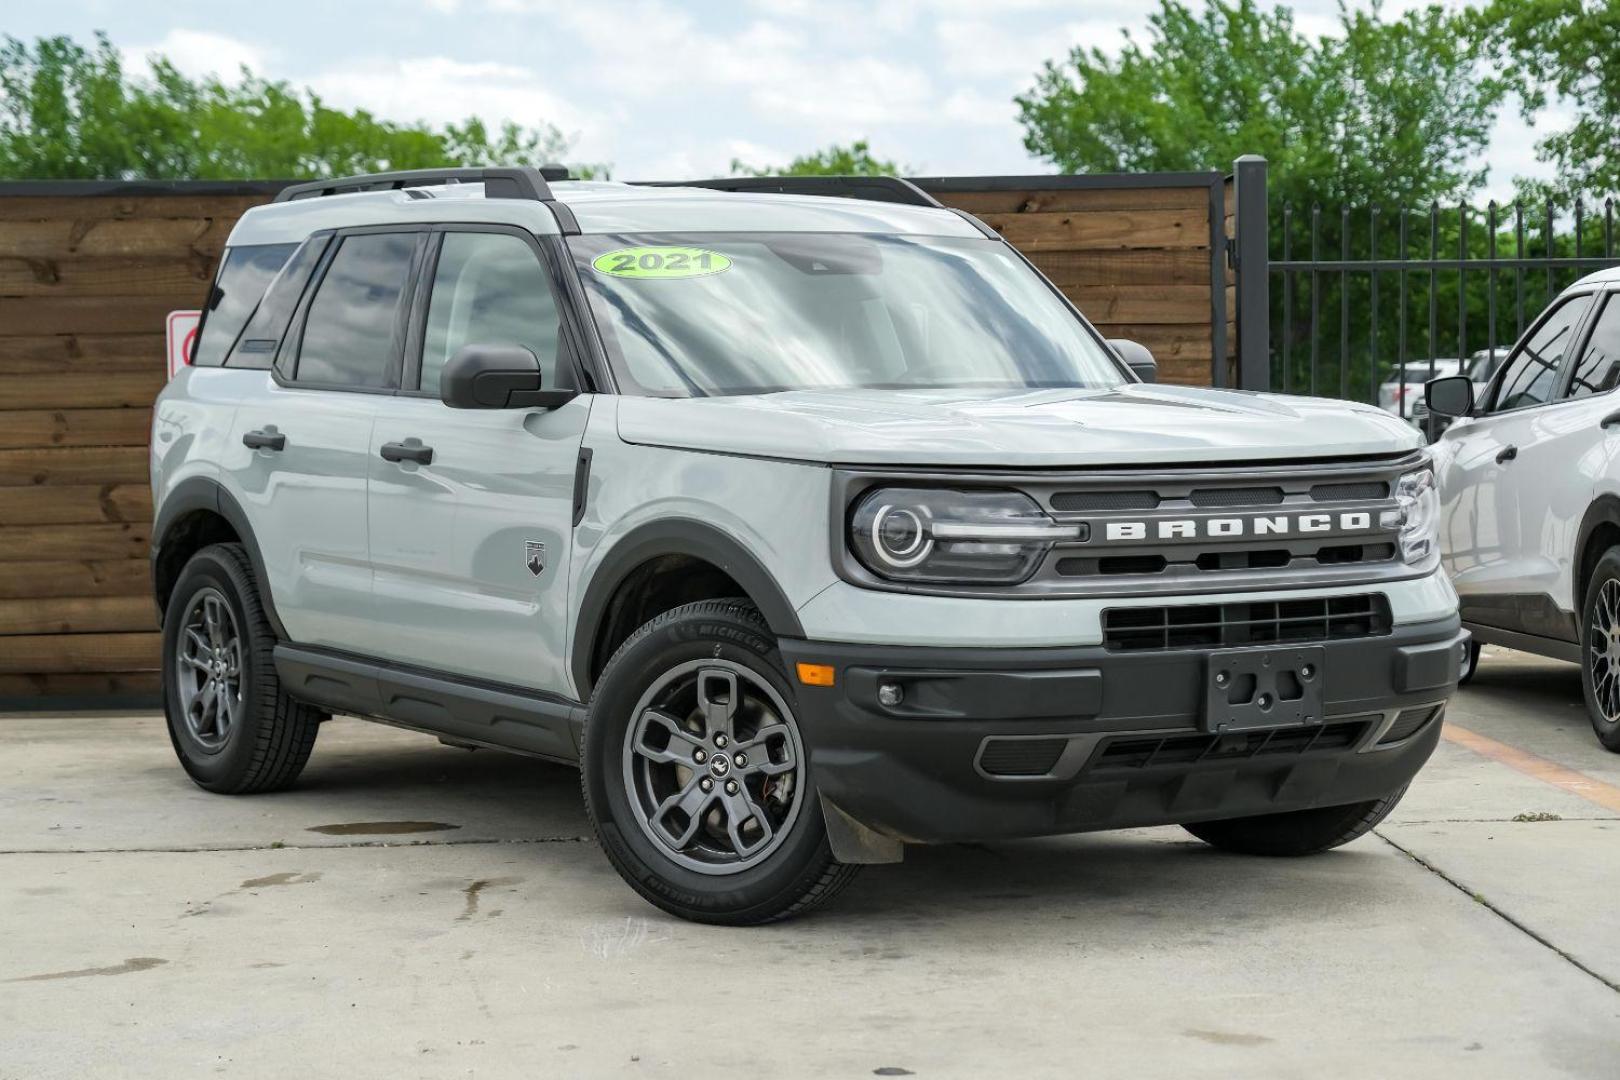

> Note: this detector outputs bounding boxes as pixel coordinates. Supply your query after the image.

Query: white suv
[150,167,1467,923]
[1427,265,1620,750]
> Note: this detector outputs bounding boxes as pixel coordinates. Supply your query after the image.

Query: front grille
[1102,594,1392,652]
[1089,718,1372,772]
[978,737,1067,777]
[1029,456,1416,594]
[1378,705,1442,745]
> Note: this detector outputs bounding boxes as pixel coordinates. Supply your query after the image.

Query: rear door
[225,229,422,649]
[362,227,591,694]
[1437,291,1598,638]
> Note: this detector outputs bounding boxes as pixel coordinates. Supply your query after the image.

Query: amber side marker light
[796,663,836,687]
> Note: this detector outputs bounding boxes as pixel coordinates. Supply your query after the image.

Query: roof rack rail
[272,165,570,204]
[633,175,944,209]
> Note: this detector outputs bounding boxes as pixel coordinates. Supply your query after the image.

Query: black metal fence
[1229,157,1620,408]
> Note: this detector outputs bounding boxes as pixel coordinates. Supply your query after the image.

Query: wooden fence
[0,182,282,705]
[919,172,1233,387]
[0,172,1233,708]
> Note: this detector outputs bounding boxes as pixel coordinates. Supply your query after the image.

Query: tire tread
[166,543,322,794]
[581,597,860,924]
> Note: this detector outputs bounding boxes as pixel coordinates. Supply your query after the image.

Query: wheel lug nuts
[714,734,728,748]
[725,780,738,795]
[734,753,747,767]
[693,749,707,763]
[700,777,713,792]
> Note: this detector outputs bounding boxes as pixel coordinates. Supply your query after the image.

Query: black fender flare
[1574,493,1620,615]
[151,476,287,639]
[570,518,805,698]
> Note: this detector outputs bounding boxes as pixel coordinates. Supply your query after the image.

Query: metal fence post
[1232,155,1270,392]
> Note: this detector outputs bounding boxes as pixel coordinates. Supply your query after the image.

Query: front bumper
[780,616,1468,845]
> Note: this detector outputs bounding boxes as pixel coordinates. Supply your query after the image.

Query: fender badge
[525,540,546,576]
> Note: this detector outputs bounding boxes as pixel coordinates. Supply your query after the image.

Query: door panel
[365,397,591,691]
[226,383,378,647]
[221,230,418,649]
[362,229,588,694]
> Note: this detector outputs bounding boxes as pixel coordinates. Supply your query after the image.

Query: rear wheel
[161,543,325,793]
[1183,786,1408,856]
[1580,549,1620,752]
[580,599,859,924]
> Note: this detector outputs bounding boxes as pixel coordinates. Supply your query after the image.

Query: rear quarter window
[192,243,298,367]
[224,235,332,370]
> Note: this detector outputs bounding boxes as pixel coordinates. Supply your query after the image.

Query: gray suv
[151,167,1468,923]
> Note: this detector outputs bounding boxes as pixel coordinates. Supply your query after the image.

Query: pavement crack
[0,836,592,855]
[1376,828,1620,994]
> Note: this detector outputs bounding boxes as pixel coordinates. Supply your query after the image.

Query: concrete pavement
[2,646,1617,1078]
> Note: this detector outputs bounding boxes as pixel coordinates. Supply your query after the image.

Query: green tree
[1478,0,1620,200]
[0,32,592,179]
[730,139,905,177]
[1015,0,1507,208]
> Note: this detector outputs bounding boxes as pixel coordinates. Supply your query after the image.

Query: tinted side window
[1490,295,1593,413]
[1565,295,1620,401]
[225,234,332,370]
[295,233,416,388]
[420,233,563,395]
[193,243,296,367]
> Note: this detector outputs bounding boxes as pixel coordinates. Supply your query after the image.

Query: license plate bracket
[1203,645,1325,733]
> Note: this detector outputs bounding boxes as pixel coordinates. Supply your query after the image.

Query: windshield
[569,232,1128,396]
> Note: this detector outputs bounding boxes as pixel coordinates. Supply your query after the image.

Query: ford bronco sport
[150,167,1468,924]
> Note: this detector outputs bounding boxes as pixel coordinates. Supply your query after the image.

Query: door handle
[242,429,286,452]
[380,439,434,466]
[1602,410,1620,430]
[1495,444,1518,464]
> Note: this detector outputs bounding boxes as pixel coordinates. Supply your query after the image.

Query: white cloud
[306,56,606,158]
[125,29,268,82]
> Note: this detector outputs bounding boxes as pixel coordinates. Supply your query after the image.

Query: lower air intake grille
[1089,718,1372,772]
[1378,705,1442,745]
[978,737,1067,777]
[1102,595,1392,652]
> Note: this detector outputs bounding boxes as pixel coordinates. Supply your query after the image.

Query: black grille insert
[1090,718,1372,772]
[1311,480,1389,501]
[1050,489,1160,512]
[979,737,1067,777]
[1102,595,1392,652]
[1189,486,1285,507]
[1378,705,1442,745]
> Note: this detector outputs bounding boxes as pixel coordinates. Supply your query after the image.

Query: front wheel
[580,599,859,924]
[1580,549,1620,752]
[1183,786,1408,856]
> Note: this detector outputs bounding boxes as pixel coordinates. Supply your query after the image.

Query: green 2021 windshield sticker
[592,246,732,279]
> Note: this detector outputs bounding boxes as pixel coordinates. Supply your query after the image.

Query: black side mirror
[1425,375,1474,418]
[1108,339,1157,383]
[440,344,575,410]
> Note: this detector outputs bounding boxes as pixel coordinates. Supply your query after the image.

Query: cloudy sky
[14,0,1556,198]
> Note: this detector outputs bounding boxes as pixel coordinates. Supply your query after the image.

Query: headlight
[1381,466,1438,563]
[849,487,1082,584]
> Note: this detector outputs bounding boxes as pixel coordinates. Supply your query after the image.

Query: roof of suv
[228,179,986,247]
[1574,264,1620,288]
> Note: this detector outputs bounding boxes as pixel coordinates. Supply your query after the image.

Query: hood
[614,384,1423,468]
